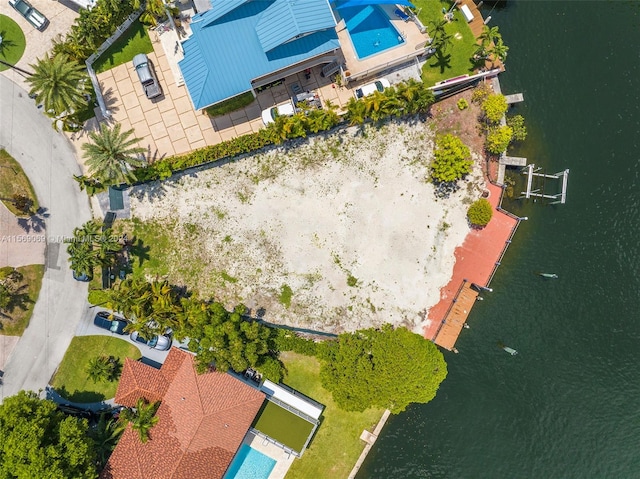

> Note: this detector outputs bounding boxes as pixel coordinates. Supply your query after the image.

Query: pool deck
[240,432,295,479]
[336,4,430,81]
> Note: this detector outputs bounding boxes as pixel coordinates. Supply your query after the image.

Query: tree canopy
[430,133,473,183]
[318,324,447,414]
[0,391,97,479]
[485,125,513,155]
[176,300,283,381]
[481,94,508,124]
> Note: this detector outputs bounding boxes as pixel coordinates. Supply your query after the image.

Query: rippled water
[357,2,640,477]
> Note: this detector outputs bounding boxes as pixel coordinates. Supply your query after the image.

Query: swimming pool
[224,445,276,479]
[340,5,404,59]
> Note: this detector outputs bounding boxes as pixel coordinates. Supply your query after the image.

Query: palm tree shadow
[129,237,151,268]
[16,207,49,233]
[431,50,453,74]
[0,31,17,55]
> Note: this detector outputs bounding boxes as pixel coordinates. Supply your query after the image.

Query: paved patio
[0,0,78,90]
[86,27,359,160]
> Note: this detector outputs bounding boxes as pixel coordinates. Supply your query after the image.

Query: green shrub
[279,284,293,309]
[347,275,358,287]
[457,98,469,110]
[430,134,472,183]
[274,329,318,356]
[485,125,513,154]
[481,94,508,124]
[467,198,493,227]
[471,83,492,104]
[507,114,527,142]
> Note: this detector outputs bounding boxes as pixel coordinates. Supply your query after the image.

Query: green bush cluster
[274,329,318,356]
[485,125,513,154]
[133,128,276,182]
[467,198,493,227]
[481,94,508,124]
[52,0,137,63]
[430,133,473,183]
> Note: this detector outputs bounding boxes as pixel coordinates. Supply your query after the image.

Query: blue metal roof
[256,0,337,53]
[204,0,249,25]
[180,0,339,110]
[335,0,413,8]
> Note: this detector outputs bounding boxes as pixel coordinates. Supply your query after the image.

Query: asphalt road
[0,76,92,402]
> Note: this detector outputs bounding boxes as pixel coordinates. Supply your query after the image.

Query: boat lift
[519,164,569,204]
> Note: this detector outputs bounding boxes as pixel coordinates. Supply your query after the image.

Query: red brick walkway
[423,180,517,340]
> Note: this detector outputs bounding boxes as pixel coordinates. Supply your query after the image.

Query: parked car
[8,0,48,31]
[130,331,172,351]
[261,99,296,125]
[354,78,391,99]
[132,53,162,100]
[72,270,91,282]
[93,311,128,335]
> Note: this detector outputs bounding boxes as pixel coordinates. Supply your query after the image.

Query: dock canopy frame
[519,164,570,205]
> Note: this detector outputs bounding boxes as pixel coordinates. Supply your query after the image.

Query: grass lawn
[204,92,256,117]
[112,218,173,280]
[0,265,44,335]
[51,336,141,403]
[253,400,314,453]
[0,15,26,72]
[93,20,153,74]
[411,0,479,85]
[281,352,384,479]
[0,149,39,216]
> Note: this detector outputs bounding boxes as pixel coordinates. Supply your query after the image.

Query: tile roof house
[100,348,265,479]
[179,0,342,109]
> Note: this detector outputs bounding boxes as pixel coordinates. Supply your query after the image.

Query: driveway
[76,307,174,365]
[0,74,92,402]
[0,0,78,90]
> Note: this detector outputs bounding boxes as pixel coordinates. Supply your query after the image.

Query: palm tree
[490,38,509,64]
[133,0,167,26]
[26,53,88,119]
[429,19,453,53]
[345,98,367,126]
[85,356,114,384]
[119,398,160,444]
[107,278,152,323]
[89,413,125,468]
[82,123,146,185]
[68,241,100,278]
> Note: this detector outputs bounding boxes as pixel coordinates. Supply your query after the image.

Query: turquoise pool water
[223,444,276,479]
[341,5,404,59]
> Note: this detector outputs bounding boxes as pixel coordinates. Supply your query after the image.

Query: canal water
[357,1,640,478]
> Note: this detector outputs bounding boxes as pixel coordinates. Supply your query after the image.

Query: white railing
[346,48,430,84]
[86,9,144,119]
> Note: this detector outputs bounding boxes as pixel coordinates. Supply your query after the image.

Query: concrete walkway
[0,201,46,268]
[0,75,92,402]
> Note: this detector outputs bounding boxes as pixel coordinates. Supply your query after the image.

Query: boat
[538,272,558,279]
[502,346,518,356]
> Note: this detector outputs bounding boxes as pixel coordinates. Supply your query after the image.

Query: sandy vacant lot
[130,120,484,334]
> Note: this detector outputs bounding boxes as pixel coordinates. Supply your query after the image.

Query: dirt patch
[128,119,486,334]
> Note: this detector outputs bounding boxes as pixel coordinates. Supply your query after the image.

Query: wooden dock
[505,93,524,104]
[433,281,479,351]
[500,155,527,166]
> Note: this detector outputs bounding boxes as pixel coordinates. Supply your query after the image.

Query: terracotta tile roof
[115,358,168,407]
[102,348,265,479]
